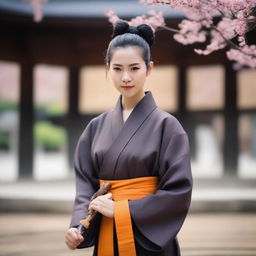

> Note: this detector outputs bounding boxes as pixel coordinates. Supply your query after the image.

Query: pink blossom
[174,31,206,45]
[106,9,165,32]
[109,0,256,69]
[217,18,236,40]
[24,0,48,22]
[227,45,256,69]
[238,36,246,47]
[173,19,207,45]
[194,31,227,55]
[106,10,120,24]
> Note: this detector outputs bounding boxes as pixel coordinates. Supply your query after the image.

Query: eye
[131,67,140,71]
[113,67,121,71]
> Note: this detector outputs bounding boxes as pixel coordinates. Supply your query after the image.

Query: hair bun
[136,24,154,47]
[112,21,130,39]
[112,21,155,47]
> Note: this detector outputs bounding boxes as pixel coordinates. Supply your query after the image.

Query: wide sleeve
[69,119,100,248]
[129,128,193,252]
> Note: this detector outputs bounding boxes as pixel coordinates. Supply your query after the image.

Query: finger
[65,229,84,249]
[90,202,100,212]
[65,239,77,250]
[68,229,82,242]
[104,193,113,199]
[89,199,98,207]
[66,236,83,250]
[74,230,84,242]
[96,194,113,202]
[75,229,84,241]
[66,235,79,247]
[89,200,97,207]
[94,193,112,201]
[89,198,99,209]
[75,235,84,243]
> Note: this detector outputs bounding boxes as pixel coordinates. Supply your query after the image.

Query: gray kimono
[70,91,193,256]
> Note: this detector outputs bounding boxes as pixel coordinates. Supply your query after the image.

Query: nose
[121,71,131,83]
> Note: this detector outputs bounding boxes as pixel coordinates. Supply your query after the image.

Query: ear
[146,61,154,76]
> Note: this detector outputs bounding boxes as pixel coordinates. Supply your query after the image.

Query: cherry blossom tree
[106,0,256,69]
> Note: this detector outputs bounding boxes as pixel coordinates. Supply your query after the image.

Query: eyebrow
[112,63,141,67]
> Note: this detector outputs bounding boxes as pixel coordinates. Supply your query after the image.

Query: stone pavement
[0,177,256,255]
[0,212,256,256]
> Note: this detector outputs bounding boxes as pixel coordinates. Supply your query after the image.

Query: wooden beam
[67,66,80,170]
[223,65,238,176]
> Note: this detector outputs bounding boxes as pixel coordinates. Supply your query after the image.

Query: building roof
[0,0,183,19]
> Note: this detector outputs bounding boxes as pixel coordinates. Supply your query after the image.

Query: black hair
[105,21,155,69]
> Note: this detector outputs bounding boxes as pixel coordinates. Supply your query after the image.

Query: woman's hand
[89,193,114,218]
[65,228,84,250]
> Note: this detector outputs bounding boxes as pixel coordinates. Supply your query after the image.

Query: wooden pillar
[177,66,187,129]
[18,61,34,179]
[223,65,238,176]
[177,66,186,116]
[177,66,196,157]
[67,66,80,170]
[178,65,196,159]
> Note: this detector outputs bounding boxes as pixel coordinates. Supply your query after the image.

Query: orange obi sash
[97,176,158,256]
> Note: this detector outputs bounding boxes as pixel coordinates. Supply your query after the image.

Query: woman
[65,21,192,256]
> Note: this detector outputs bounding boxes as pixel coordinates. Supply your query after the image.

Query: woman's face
[107,46,153,100]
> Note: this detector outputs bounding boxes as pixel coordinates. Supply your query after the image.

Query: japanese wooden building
[0,0,256,182]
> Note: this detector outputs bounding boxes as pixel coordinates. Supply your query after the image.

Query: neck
[122,91,145,110]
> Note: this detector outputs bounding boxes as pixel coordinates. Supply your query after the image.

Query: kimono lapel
[110,94,124,142]
[100,91,157,177]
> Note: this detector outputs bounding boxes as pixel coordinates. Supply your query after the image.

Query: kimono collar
[111,91,157,139]
[100,91,157,177]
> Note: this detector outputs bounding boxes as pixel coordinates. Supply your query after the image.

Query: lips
[121,86,134,89]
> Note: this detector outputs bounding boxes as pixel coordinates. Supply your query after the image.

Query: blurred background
[0,0,256,255]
